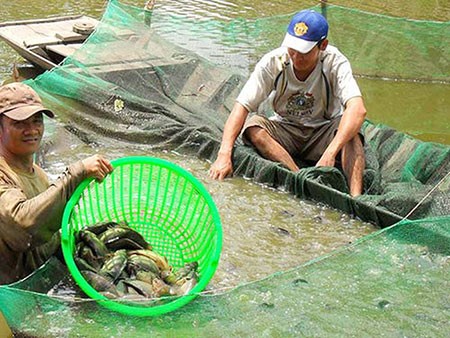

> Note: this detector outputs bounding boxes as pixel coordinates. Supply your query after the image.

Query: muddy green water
[0,0,448,295]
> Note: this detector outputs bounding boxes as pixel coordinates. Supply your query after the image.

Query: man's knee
[345,134,363,152]
[353,134,365,156]
[244,126,266,146]
[342,135,365,165]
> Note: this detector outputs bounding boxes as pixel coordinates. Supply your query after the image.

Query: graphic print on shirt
[285,91,314,117]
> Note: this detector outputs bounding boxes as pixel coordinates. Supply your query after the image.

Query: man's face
[0,113,44,157]
[287,39,327,75]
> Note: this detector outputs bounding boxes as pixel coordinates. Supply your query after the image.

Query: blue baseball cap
[281,10,328,54]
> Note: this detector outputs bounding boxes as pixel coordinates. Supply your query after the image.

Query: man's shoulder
[324,44,341,54]
[0,157,14,177]
[259,47,289,65]
[0,157,19,190]
[253,47,290,78]
[322,45,351,64]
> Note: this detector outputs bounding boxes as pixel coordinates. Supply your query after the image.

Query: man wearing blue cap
[209,10,366,197]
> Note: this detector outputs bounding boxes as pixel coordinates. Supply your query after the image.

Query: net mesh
[0,0,448,335]
[2,218,448,336]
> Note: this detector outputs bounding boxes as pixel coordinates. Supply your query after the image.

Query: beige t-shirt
[0,157,86,284]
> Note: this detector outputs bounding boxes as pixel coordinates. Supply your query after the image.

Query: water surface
[0,0,448,288]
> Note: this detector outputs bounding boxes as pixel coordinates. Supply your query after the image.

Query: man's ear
[320,39,329,51]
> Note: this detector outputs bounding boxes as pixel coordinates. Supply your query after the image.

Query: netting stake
[320,0,328,20]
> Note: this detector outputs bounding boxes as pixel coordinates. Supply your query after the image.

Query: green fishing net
[26,0,450,226]
[2,217,448,336]
[0,0,448,335]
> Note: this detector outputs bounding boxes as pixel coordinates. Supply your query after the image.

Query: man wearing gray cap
[209,10,366,197]
[0,82,113,284]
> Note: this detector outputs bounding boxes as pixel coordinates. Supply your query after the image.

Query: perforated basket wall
[61,156,222,316]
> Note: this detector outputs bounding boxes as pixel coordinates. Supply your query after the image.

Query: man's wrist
[323,146,338,159]
[218,148,233,157]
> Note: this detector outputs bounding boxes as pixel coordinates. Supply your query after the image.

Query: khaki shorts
[242,114,348,163]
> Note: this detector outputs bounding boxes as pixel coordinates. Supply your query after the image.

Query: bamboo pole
[321,0,328,19]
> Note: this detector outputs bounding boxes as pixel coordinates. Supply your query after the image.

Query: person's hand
[81,155,113,182]
[315,151,336,168]
[209,153,233,180]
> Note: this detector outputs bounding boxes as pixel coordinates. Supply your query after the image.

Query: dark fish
[78,230,109,258]
[74,256,97,273]
[176,262,198,279]
[77,243,103,270]
[135,270,158,284]
[152,277,171,297]
[271,226,291,236]
[99,226,151,250]
[81,270,117,294]
[100,291,119,299]
[85,221,122,236]
[122,279,156,298]
[105,237,147,251]
[127,253,160,276]
[170,270,198,296]
[115,279,128,297]
[165,261,198,285]
[99,249,128,282]
[127,249,170,271]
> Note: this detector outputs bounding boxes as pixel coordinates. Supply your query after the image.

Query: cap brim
[281,33,318,54]
[3,104,54,121]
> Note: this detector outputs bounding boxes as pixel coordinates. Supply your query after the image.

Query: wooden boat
[0,15,99,70]
[0,310,12,337]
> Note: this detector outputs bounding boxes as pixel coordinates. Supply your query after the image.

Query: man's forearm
[325,97,366,157]
[218,102,249,156]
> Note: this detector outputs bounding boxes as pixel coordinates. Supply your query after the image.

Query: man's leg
[341,135,365,197]
[244,126,300,172]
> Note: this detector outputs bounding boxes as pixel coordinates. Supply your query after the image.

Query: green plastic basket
[61,156,222,316]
